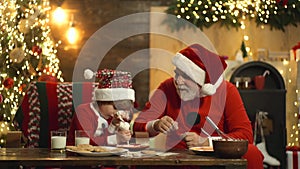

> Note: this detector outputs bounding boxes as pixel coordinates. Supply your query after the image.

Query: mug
[254,75,265,90]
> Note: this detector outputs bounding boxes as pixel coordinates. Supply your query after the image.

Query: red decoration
[32,45,42,55]
[287,146,300,151]
[292,42,300,60]
[0,94,3,103]
[19,84,27,92]
[287,146,300,169]
[3,77,14,89]
[276,0,288,6]
[38,74,58,82]
[134,101,139,108]
[96,69,132,89]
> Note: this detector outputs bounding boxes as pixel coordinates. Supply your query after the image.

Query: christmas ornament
[32,45,42,55]
[10,47,25,63]
[3,78,14,89]
[3,1,17,20]
[38,74,58,82]
[18,18,34,34]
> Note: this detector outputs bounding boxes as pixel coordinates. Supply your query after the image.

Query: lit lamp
[66,22,78,44]
[52,6,66,24]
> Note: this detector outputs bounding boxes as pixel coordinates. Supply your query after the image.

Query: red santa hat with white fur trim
[84,69,135,102]
[172,44,227,96]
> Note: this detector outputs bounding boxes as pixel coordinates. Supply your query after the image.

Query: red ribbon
[292,42,300,60]
[286,146,300,151]
[293,151,298,169]
[287,146,300,169]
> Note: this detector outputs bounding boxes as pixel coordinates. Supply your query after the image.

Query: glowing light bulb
[67,24,78,44]
[53,7,66,24]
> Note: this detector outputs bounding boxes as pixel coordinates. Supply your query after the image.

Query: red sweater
[133,78,253,149]
[67,103,113,146]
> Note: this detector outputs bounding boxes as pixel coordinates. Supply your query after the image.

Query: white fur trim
[90,102,108,136]
[200,75,224,97]
[172,53,206,86]
[84,69,95,79]
[202,84,215,95]
[94,88,135,102]
[146,119,160,136]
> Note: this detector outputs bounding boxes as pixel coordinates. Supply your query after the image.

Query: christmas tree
[0,0,64,130]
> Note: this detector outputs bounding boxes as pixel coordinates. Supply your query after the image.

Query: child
[67,69,135,146]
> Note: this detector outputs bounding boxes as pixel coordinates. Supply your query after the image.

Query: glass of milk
[51,130,67,150]
[75,130,90,146]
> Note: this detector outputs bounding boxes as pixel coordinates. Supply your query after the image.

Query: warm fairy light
[283,60,289,65]
[171,0,298,30]
[294,101,298,106]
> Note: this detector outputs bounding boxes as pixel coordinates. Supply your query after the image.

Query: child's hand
[111,110,130,126]
[116,129,131,144]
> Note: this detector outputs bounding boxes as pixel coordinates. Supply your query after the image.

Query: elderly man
[133,44,264,169]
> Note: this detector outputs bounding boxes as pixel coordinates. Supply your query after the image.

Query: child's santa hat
[84,69,135,102]
[172,44,227,96]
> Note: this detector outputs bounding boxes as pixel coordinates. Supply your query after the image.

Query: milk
[51,136,66,149]
[75,137,90,146]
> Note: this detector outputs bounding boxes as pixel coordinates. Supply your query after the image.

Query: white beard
[177,85,200,101]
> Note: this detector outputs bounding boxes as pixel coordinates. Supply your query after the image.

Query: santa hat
[84,69,135,102]
[172,44,227,96]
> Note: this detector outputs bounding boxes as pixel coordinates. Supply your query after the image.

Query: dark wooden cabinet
[230,61,286,168]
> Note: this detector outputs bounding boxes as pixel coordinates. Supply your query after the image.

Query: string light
[167,0,299,30]
[282,59,300,147]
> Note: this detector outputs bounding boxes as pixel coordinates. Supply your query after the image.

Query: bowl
[212,139,248,159]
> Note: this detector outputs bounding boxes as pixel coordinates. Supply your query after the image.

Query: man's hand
[184,132,209,148]
[153,116,178,133]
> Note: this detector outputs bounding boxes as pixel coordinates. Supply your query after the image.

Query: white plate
[116,144,149,151]
[67,146,127,157]
[189,146,214,156]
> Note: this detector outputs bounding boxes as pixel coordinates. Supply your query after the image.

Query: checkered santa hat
[172,44,227,96]
[84,69,135,102]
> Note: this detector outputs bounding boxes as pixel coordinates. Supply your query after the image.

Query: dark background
[49,0,173,110]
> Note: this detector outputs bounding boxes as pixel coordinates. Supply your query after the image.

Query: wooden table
[0,148,247,169]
